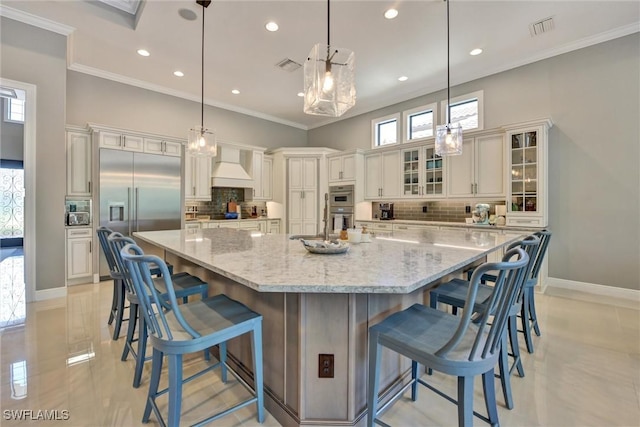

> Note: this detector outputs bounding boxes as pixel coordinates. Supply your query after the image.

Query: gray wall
[0,99,24,161]
[66,71,307,149]
[309,34,640,291]
[1,17,67,291]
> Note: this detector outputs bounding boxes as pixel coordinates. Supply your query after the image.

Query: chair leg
[367,334,382,427]
[143,348,163,423]
[218,342,228,383]
[528,287,541,336]
[121,302,138,362]
[411,361,418,401]
[509,315,524,378]
[499,334,514,410]
[521,292,535,354]
[112,280,125,340]
[251,325,265,423]
[167,353,183,427]
[482,369,499,427]
[108,279,118,325]
[133,314,147,388]
[457,376,474,427]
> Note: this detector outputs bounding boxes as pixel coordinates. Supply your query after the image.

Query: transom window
[441,90,483,131]
[4,98,25,123]
[403,103,436,142]
[371,113,401,148]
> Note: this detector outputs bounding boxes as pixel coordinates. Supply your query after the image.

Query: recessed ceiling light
[173,71,184,77]
[231,89,240,95]
[470,48,483,56]
[398,76,408,82]
[297,92,304,97]
[384,9,399,19]
[137,49,150,57]
[265,21,279,32]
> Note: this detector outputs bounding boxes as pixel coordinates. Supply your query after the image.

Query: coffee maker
[380,203,394,220]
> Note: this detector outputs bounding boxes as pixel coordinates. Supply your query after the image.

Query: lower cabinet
[266,219,281,234]
[66,228,93,281]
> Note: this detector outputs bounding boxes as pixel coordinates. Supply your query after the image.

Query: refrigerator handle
[135,187,140,232]
[127,187,132,236]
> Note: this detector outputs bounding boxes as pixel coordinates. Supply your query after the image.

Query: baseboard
[545,277,640,306]
[35,286,67,301]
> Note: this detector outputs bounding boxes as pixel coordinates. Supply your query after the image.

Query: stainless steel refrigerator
[99,148,181,277]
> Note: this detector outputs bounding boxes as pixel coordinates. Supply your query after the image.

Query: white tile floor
[0,277,639,426]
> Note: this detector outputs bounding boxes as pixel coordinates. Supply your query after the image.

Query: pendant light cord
[327,0,330,47]
[446,0,450,126]
[201,4,205,130]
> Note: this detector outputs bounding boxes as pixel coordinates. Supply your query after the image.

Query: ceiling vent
[275,58,302,72]
[529,17,555,37]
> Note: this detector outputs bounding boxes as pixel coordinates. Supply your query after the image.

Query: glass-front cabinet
[401,145,444,198]
[505,119,552,227]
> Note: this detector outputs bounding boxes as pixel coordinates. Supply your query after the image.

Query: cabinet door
[144,138,164,155]
[328,157,343,182]
[262,157,273,200]
[289,158,304,190]
[163,141,182,157]
[302,189,317,223]
[381,151,401,198]
[67,237,92,279]
[194,156,212,200]
[401,149,421,197]
[289,190,304,223]
[67,131,92,196]
[423,146,445,197]
[364,154,381,199]
[341,154,356,181]
[123,135,144,152]
[475,134,505,197]
[302,158,318,189]
[99,131,122,149]
[252,151,264,199]
[184,154,195,199]
[447,138,474,197]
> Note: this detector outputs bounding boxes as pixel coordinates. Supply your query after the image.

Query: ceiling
[2,1,638,130]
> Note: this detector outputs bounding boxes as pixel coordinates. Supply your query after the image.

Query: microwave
[67,211,90,226]
[329,185,354,208]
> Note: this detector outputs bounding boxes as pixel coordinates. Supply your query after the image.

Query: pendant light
[303,0,356,117]
[187,0,217,158]
[435,0,463,156]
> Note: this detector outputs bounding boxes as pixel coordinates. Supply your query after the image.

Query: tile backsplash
[372,200,507,223]
[186,188,267,219]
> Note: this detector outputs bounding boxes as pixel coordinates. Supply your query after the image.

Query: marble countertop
[134,228,523,294]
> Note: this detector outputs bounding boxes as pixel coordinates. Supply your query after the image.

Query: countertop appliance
[65,197,92,226]
[99,148,181,277]
[380,203,394,220]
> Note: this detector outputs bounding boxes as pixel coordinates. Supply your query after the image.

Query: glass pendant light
[435,0,463,157]
[303,0,356,117]
[187,0,216,158]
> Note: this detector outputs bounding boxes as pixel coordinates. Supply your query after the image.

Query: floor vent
[529,17,555,37]
[275,58,302,72]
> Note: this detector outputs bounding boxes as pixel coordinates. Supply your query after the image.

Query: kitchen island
[134,227,521,427]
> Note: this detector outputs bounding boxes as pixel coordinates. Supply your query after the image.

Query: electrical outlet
[465,205,471,213]
[422,206,428,213]
[318,354,334,378]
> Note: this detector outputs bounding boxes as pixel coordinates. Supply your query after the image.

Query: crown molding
[0,5,75,35]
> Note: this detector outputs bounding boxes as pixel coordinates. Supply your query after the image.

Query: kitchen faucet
[322,193,329,241]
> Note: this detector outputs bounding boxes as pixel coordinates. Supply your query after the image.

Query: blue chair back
[108,232,138,295]
[505,235,540,302]
[97,226,118,275]
[530,230,552,283]
[121,243,201,342]
[436,247,529,362]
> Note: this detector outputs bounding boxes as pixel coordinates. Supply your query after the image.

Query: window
[440,90,483,131]
[371,113,400,148]
[403,103,436,142]
[4,98,25,123]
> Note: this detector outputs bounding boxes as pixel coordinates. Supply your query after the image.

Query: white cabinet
[184,222,201,230]
[447,133,505,198]
[239,221,264,232]
[400,145,445,198]
[184,153,212,201]
[249,151,273,200]
[364,151,401,200]
[143,138,182,157]
[98,131,144,151]
[288,157,318,235]
[266,219,281,234]
[66,228,93,280]
[505,119,551,227]
[66,130,92,196]
[328,153,358,183]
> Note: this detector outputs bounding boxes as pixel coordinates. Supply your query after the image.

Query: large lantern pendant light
[303,0,356,117]
[435,0,463,156]
[187,0,217,158]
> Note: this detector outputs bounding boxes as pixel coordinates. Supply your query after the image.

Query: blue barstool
[428,236,540,409]
[367,247,529,427]
[121,243,265,426]
[107,232,209,388]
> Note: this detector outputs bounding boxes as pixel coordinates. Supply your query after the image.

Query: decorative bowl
[300,239,350,255]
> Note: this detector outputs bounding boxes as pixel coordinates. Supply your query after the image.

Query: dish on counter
[300,239,350,254]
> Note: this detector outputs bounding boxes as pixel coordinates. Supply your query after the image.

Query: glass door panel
[423,146,444,196]
[403,149,420,196]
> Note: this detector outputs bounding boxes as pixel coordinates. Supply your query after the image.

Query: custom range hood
[210,145,254,188]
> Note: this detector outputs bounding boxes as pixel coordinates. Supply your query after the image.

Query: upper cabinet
[98,131,144,152]
[364,151,401,200]
[143,138,182,157]
[328,152,359,183]
[504,119,551,227]
[249,151,273,200]
[447,133,505,198]
[66,130,92,196]
[401,145,445,198]
[184,153,212,201]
